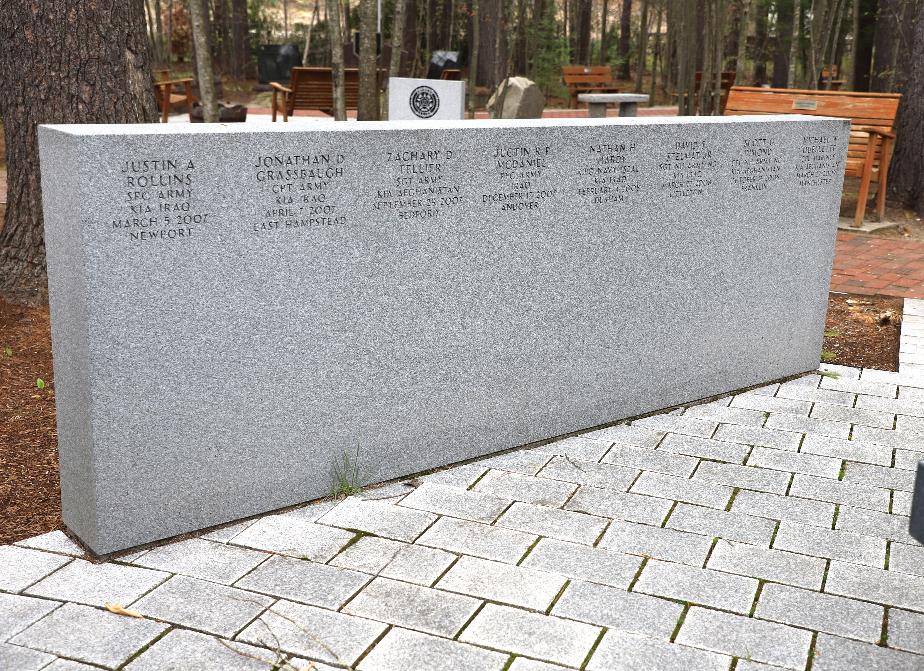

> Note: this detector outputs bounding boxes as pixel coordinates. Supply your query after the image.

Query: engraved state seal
[409,85,440,119]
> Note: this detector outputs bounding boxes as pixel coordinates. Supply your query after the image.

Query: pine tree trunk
[575,0,592,64]
[617,0,633,79]
[0,0,158,304]
[852,0,877,91]
[358,0,378,119]
[468,0,479,117]
[752,0,768,84]
[770,0,791,87]
[788,0,800,87]
[327,0,347,119]
[735,0,751,77]
[600,0,610,65]
[887,1,924,214]
[634,0,649,92]
[190,0,218,120]
[389,0,407,77]
[153,0,165,64]
[231,0,250,77]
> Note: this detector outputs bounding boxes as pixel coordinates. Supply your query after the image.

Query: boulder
[487,77,545,119]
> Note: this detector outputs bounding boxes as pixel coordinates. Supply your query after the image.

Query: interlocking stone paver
[665,503,776,545]
[892,490,914,515]
[537,456,638,491]
[539,437,612,462]
[564,485,672,526]
[601,443,699,477]
[683,402,768,427]
[0,546,71,593]
[344,576,481,637]
[706,541,826,590]
[235,555,369,608]
[587,630,731,671]
[270,500,338,523]
[800,434,893,466]
[731,489,836,527]
[131,574,273,638]
[772,520,886,567]
[507,658,570,671]
[764,412,851,439]
[835,506,916,545]
[495,501,607,545]
[633,559,758,614]
[398,482,511,523]
[328,535,405,573]
[819,364,861,379]
[380,543,457,586]
[599,520,713,566]
[857,394,924,418]
[776,379,855,407]
[894,448,924,470]
[130,538,269,585]
[472,470,577,506]
[745,381,781,394]
[474,450,554,476]
[0,643,55,670]
[889,542,924,577]
[582,424,665,448]
[754,583,883,642]
[230,514,355,561]
[712,423,802,451]
[0,592,61,642]
[812,632,924,671]
[38,657,100,669]
[355,481,417,502]
[675,606,812,670]
[10,602,168,669]
[631,414,719,438]
[422,463,491,486]
[25,559,168,608]
[124,629,282,670]
[416,516,536,563]
[745,446,842,479]
[552,581,682,639]
[201,518,260,543]
[825,560,924,611]
[14,531,84,557]
[460,603,600,668]
[658,432,750,463]
[237,600,387,666]
[521,538,642,588]
[819,376,897,398]
[730,393,811,416]
[810,401,895,429]
[318,497,438,542]
[692,460,790,494]
[436,555,565,610]
[630,471,733,509]
[843,462,916,491]
[888,608,924,655]
[851,423,923,448]
[358,627,508,671]
[788,473,891,511]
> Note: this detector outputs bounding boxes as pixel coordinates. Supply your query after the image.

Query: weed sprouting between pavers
[330,445,364,499]
[818,370,841,380]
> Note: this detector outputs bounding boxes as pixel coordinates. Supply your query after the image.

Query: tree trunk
[786,0,799,87]
[476,0,500,89]
[231,0,250,77]
[357,0,378,119]
[617,0,633,79]
[735,0,751,78]
[468,0,479,117]
[872,0,914,92]
[600,0,610,65]
[189,0,218,120]
[634,0,649,92]
[303,0,320,66]
[327,0,347,119]
[0,0,158,304]
[575,0,592,64]
[852,0,877,91]
[752,0,769,84]
[153,0,165,64]
[676,0,698,114]
[389,0,407,77]
[650,1,663,100]
[887,0,924,214]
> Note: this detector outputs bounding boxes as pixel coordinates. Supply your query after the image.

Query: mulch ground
[0,292,904,545]
[0,298,60,545]
[823,292,902,371]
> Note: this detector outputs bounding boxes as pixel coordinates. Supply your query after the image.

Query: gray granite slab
[24,559,169,608]
[38,115,849,553]
[0,546,71,593]
[233,555,371,609]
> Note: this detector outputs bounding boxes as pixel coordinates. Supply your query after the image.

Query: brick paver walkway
[832,232,924,299]
[2,366,924,670]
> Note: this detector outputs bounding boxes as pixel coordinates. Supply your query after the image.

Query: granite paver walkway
[832,232,924,299]
[3,365,924,670]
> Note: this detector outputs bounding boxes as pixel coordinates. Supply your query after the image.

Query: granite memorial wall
[39,116,849,553]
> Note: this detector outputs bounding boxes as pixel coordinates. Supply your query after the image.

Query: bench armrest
[155,78,194,87]
[855,126,895,140]
[270,82,293,94]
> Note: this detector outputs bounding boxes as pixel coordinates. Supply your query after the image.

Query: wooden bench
[561,66,620,108]
[819,64,846,90]
[440,69,462,81]
[271,67,361,120]
[153,77,195,123]
[694,70,737,113]
[724,86,902,227]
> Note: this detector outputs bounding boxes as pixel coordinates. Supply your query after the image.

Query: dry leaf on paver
[104,602,144,618]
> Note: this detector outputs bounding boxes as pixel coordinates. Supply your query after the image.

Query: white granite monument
[388,77,466,120]
[38,116,849,553]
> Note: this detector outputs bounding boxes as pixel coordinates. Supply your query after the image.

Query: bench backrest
[440,69,462,81]
[724,86,901,175]
[562,65,615,87]
[288,67,361,113]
